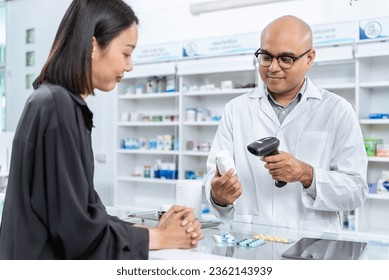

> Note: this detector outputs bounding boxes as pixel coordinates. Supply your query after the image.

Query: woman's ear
[91,36,97,60]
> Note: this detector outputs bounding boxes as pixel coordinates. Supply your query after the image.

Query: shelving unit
[310,44,356,109]
[177,55,256,185]
[306,39,389,237]
[114,55,256,212]
[114,61,179,212]
[354,39,389,236]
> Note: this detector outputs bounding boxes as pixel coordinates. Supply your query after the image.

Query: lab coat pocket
[296,131,331,167]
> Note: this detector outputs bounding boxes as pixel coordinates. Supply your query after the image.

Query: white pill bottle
[215,150,236,176]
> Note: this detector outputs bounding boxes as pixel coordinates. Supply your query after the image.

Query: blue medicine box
[368,113,389,119]
[368,183,377,194]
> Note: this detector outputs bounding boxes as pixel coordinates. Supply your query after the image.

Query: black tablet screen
[281,237,367,260]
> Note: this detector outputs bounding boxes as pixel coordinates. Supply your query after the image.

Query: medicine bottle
[186,108,197,122]
[215,150,236,176]
[143,165,151,178]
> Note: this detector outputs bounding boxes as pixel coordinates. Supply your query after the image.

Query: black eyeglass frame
[254,48,312,69]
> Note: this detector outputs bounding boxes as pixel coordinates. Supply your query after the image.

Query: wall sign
[182,32,257,58]
[132,42,181,64]
[312,21,356,46]
[359,16,389,40]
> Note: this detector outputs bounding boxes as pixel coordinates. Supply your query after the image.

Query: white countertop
[147,221,389,260]
[150,249,233,260]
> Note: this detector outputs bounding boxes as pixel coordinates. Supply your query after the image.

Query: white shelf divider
[359,81,389,89]
[183,88,253,96]
[359,119,389,125]
[117,176,178,185]
[118,92,180,99]
[117,149,179,155]
[183,121,220,126]
[368,157,389,163]
[182,151,209,157]
[117,122,179,127]
[367,193,389,201]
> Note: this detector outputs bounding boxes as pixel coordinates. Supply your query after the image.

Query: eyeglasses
[254,48,311,69]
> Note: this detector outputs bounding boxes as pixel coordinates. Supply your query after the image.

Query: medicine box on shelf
[368,113,389,119]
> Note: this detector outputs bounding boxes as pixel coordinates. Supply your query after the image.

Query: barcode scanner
[247,136,287,188]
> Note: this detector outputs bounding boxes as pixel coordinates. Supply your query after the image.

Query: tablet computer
[281,237,367,260]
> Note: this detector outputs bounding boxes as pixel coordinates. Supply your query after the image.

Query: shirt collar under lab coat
[247,77,323,127]
[247,77,323,101]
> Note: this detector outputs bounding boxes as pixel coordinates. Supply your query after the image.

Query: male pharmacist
[205,15,368,232]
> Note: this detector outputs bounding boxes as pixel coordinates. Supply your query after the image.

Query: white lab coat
[205,77,368,232]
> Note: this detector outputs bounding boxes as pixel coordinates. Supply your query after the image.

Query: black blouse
[0,82,149,259]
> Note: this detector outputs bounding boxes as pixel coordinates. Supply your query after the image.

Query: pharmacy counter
[147,221,389,260]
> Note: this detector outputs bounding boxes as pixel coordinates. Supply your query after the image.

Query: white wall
[6,0,71,131]
[5,0,389,205]
[131,0,389,45]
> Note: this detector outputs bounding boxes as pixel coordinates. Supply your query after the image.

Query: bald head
[261,15,313,51]
[257,15,315,100]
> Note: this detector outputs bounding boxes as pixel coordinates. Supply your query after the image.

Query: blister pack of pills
[213,233,236,245]
[236,238,266,248]
[254,234,293,243]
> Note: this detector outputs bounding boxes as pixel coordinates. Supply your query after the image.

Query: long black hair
[38,0,139,95]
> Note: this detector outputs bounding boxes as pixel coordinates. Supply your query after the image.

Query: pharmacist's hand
[261,151,313,188]
[150,206,203,250]
[211,167,242,206]
[158,205,203,246]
